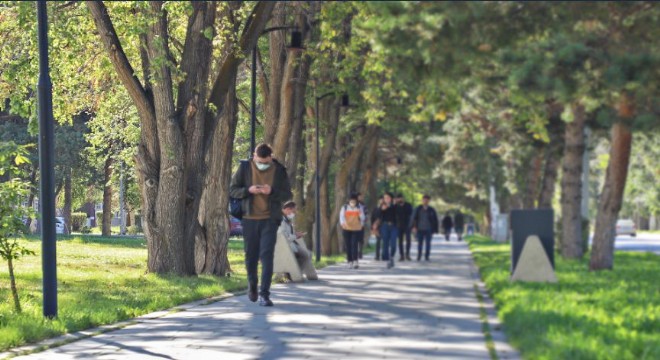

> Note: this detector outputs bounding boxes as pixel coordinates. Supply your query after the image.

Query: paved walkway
[14,235,519,360]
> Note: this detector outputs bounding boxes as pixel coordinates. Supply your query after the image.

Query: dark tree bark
[560,104,586,259]
[196,78,239,275]
[102,156,113,236]
[522,149,544,209]
[590,96,635,271]
[538,107,565,208]
[63,167,72,235]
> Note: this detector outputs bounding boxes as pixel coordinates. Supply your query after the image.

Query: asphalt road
[590,232,660,255]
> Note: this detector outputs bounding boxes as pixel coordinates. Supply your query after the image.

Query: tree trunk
[560,104,586,259]
[360,134,380,245]
[522,150,544,209]
[285,18,315,185]
[590,115,634,270]
[263,4,287,145]
[272,6,316,161]
[300,98,340,254]
[63,167,72,235]
[102,156,113,236]
[332,127,380,251]
[196,79,238,275]
[8,258,21,313]
[25,169,37,229]
[538,113,565,208]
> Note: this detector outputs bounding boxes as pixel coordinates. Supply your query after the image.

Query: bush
[96,211,103,223]
[71,212,87,231]
[80,226,92,234]
[127,226,141,236]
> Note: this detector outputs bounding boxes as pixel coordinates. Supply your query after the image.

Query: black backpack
[229,160,249,219]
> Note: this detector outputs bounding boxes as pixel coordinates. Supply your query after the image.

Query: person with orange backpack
[340,193,366,269]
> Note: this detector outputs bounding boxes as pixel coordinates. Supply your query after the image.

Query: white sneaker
[347,261,353,269]
[353,262,359,269]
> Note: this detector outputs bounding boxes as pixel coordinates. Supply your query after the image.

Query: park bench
[274,232,318,282]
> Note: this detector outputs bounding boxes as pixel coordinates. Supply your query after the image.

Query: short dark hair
[423,194,431,199]
[383,191,394,199]
[282,201,296,209]
[349,193,359,201]
[255,143,273,158]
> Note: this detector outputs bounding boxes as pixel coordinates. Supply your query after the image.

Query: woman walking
[372,192,399,269]
[442,212,453,241]
[340,193,366,269]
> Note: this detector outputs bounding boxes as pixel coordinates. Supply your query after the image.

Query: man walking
[395,194,413,261]
[454,210,465,241]
[230,143,292,307]
[442,212,454,242]
[410,195,439,261]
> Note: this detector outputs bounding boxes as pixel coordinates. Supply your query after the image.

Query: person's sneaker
[353,262,359,269]
[425,257,430,261]
[347,261,353,269]
[406,255,412,261]
[387,259,394,269]
[248,282,258,303]
[258,296,274,307]
[399,256,405,261]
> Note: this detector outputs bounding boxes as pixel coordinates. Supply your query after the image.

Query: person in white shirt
[278,201,318,280]
[340,193,366,269]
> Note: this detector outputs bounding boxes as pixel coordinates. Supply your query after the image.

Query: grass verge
[467,234,660,360]
[0,234,350,352]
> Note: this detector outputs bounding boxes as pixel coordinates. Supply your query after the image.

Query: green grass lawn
[0,234,348,352]
[467,234,660,360]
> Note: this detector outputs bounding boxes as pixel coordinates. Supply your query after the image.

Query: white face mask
[287,213,295,220]
[255,162,271,171]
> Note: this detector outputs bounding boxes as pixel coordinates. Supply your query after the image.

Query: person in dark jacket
[454,210,465,241]
[442,212,454,242]
[229,143,292,307]
[372,192,398,269]
[395,194,414,261]
[410,195,439,261]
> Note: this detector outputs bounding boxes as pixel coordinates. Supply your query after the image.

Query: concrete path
[14,235,519,360]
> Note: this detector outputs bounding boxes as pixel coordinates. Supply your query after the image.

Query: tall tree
[87,1,275,274]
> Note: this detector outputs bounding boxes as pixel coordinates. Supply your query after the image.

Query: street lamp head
[289,29,304,50]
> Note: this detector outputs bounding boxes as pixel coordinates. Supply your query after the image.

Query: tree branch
[204,1,275,155]
[87,1,154,121]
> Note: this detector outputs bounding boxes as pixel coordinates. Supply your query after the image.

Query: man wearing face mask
[230,143,292,307]
[340,193,366,269]
[278,201,318,280]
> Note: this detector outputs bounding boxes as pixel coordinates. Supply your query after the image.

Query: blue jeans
[379,223,398,261]
[417,230,433,260]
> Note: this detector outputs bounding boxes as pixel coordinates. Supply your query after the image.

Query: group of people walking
[340,191,466,269]
[229,142,467,307]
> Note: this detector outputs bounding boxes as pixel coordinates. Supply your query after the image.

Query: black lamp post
[249,27,304,158]
[313,91,349,262]
[36,0,57,319]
